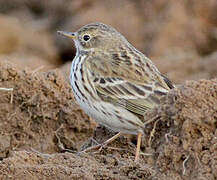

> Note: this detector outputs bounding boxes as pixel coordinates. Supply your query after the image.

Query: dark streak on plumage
[112,53,121,61]
[83,84,95,99]
[142,85,152,91]
[86,73,96,97]
[155,82,167,90]
[106,86,117,95]
[114,77,122,81]
[119,119,125,124]
[114,110,119,114]
[154,90,167,96]
[126,119,140,127]
[119,84,134,96]
[73,90,81,100]
[100,78,106,84]
[101,87,115,95]
[121,51,131,61]
[80,67,85,82]
[107,112,112,116]
[112,61,120,66]
[112,86,125,95]
[93,106,99,111]
[125,60,132,65]
[74,81,87,100]
[135,69,142,76]
[105,78,113,83]
[75,56,81,72]
[112,70,118,75]
[161,74,174,89]
[116,115,125,124]
[74,72,77,80]
[70,79,76,92]
[101,110,107,115]
[93,78,99,82]
[126,83,145,96]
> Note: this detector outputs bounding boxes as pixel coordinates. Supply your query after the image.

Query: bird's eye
[83,34,90,41]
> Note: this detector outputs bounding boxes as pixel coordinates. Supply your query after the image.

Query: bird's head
[58,22,127,52]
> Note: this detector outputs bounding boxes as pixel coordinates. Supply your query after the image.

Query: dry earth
[0,0,217,179]
[0,61,216,180]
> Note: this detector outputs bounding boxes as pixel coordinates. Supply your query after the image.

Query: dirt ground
[0,61,216,180]
[0,0,217,179]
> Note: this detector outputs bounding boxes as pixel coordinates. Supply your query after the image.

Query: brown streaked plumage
[58,22,174,161]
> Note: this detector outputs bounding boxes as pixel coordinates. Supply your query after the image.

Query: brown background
[0,0,216,179]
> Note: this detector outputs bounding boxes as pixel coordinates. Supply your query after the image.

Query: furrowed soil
[0,61,216,180]
[0,0,217,179]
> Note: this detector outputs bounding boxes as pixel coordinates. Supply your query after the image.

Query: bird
[58,22,174,161]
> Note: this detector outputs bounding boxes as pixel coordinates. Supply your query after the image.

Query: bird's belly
[70,67,143,134]
[75,96,143,135]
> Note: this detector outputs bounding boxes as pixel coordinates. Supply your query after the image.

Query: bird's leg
[81,132,122,153]
[135,131,143,162]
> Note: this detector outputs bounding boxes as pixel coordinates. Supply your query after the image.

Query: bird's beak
[57,31,76,39]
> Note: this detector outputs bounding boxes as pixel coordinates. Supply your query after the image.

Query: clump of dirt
[146,79,217,179]
[0,0,216,179]
[0,60,216,179]
[0,60,94,158]
[0,150,155,180]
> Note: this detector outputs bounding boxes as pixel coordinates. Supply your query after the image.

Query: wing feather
[84,48,174,117]
[94,78,164,116]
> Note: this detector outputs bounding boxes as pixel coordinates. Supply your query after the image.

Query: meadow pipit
[58,23,174,161]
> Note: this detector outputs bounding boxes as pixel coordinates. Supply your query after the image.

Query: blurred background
[0,0,216,84]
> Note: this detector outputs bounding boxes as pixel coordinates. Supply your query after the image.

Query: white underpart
[70,47,144,134]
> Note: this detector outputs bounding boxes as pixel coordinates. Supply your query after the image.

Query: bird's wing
[84,49,174,117]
